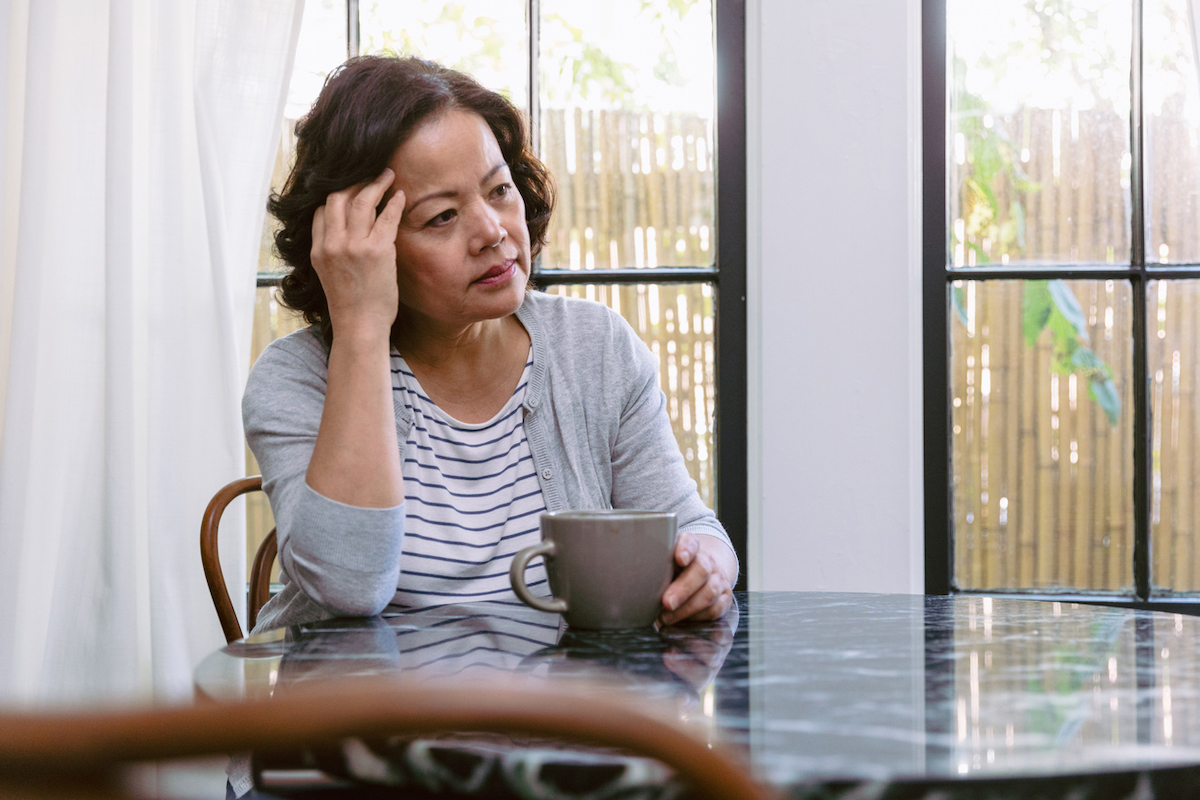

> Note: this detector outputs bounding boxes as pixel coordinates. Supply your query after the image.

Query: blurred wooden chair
[0,679,779,800]
[201,476,277,644]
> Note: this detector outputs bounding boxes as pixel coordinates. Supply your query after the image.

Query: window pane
[951,280,1133,591]
[1149,280,1200,592]
[289,0,348,114]
[542,284,716,506]
[538,0,715,269]
[1145,0,1200,264]
[258,0,347,274]
[948,0,1131,267]
[359,0,528,107]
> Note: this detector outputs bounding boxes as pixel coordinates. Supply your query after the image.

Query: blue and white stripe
[390,355,548,608]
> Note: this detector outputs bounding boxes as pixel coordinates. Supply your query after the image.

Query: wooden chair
[200,476,278,644]
[0,679,780,800]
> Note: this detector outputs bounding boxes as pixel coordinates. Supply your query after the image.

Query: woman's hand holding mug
[658,532,737,626]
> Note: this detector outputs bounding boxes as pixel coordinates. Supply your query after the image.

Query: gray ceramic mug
[509,510,678,629]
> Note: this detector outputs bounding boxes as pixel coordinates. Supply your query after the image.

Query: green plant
[951,12,1121,427]
[1021,281,1120,426]
[951,280,1120,427]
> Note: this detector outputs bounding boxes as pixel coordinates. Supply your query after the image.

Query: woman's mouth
[474,259,517,286]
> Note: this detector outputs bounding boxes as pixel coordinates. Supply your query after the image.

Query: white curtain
[0,0,302,704]
[1192,1,1200,110]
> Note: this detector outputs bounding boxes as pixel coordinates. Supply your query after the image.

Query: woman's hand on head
[311,169,406,341]
[658,532,737,627]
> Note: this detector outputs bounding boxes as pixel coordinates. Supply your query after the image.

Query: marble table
[194,592,1200,798]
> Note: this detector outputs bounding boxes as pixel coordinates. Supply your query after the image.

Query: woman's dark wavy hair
[269,56,555,345]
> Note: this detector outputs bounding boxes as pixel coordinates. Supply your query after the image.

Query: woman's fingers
[322,189,349,237]
[308,169,402,335]
[659,534,736,626]
[320,168,396,238]
[661,565,728,626]
[311,205,327,255]
[348,168,396,237]
[661,557,720,625]
[660,533,698,612]
[373,187,406,242]
[674,531,697,568]
[312,169,400,270]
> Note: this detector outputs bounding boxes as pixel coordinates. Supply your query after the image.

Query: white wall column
[746,0,925,593]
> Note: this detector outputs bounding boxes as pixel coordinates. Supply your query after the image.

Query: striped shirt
[390,354,549,609]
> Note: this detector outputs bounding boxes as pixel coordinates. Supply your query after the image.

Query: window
[247,0,747,586]
[926,0,1200,607]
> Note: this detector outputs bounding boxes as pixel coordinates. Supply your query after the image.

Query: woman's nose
[471,203,506,253]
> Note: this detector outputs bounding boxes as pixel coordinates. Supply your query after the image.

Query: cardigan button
[541,468,553,480]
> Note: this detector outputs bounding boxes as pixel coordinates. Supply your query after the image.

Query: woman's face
[386,108,531,333]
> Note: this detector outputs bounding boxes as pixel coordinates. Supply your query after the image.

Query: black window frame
[924,0,1200,612]
[261,0,748,588]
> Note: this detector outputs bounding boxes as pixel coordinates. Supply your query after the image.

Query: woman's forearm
[302,171,406,508]
[305,327,404,508]
[280,483,406,616]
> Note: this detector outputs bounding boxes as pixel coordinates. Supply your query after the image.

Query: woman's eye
[428,209,456,227]
[492,183,514,199]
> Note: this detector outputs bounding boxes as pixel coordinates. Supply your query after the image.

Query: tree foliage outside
[947,0,1156,426]
[360,0,530,106]
[539,0,710,113]
[357,0,712,115]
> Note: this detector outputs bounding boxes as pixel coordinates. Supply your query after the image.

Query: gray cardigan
[243,290,736,632]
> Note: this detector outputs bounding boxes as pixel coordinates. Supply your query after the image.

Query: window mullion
[536,267,717,285]
[924,0,951,595]
[527,0,539,149]
[1131,0,1151,601]
[347,0,360,58]
[715,0,748,589]
[1131,0,1146,272]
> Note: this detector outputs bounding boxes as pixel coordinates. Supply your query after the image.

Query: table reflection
[195,592,1200,795]
[936,597,1197,775]
[203,601,739,798]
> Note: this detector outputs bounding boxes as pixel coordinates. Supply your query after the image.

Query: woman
[244,55,737,633]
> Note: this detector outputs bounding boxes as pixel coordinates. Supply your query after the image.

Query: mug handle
[509,541,568,614]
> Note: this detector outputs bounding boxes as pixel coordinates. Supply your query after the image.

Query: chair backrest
[0,679,780,800]
[200,476,277,643]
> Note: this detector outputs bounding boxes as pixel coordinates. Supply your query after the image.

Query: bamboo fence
[244,108,718,576]
[539,108,715,270]
[952,107,1200,593]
